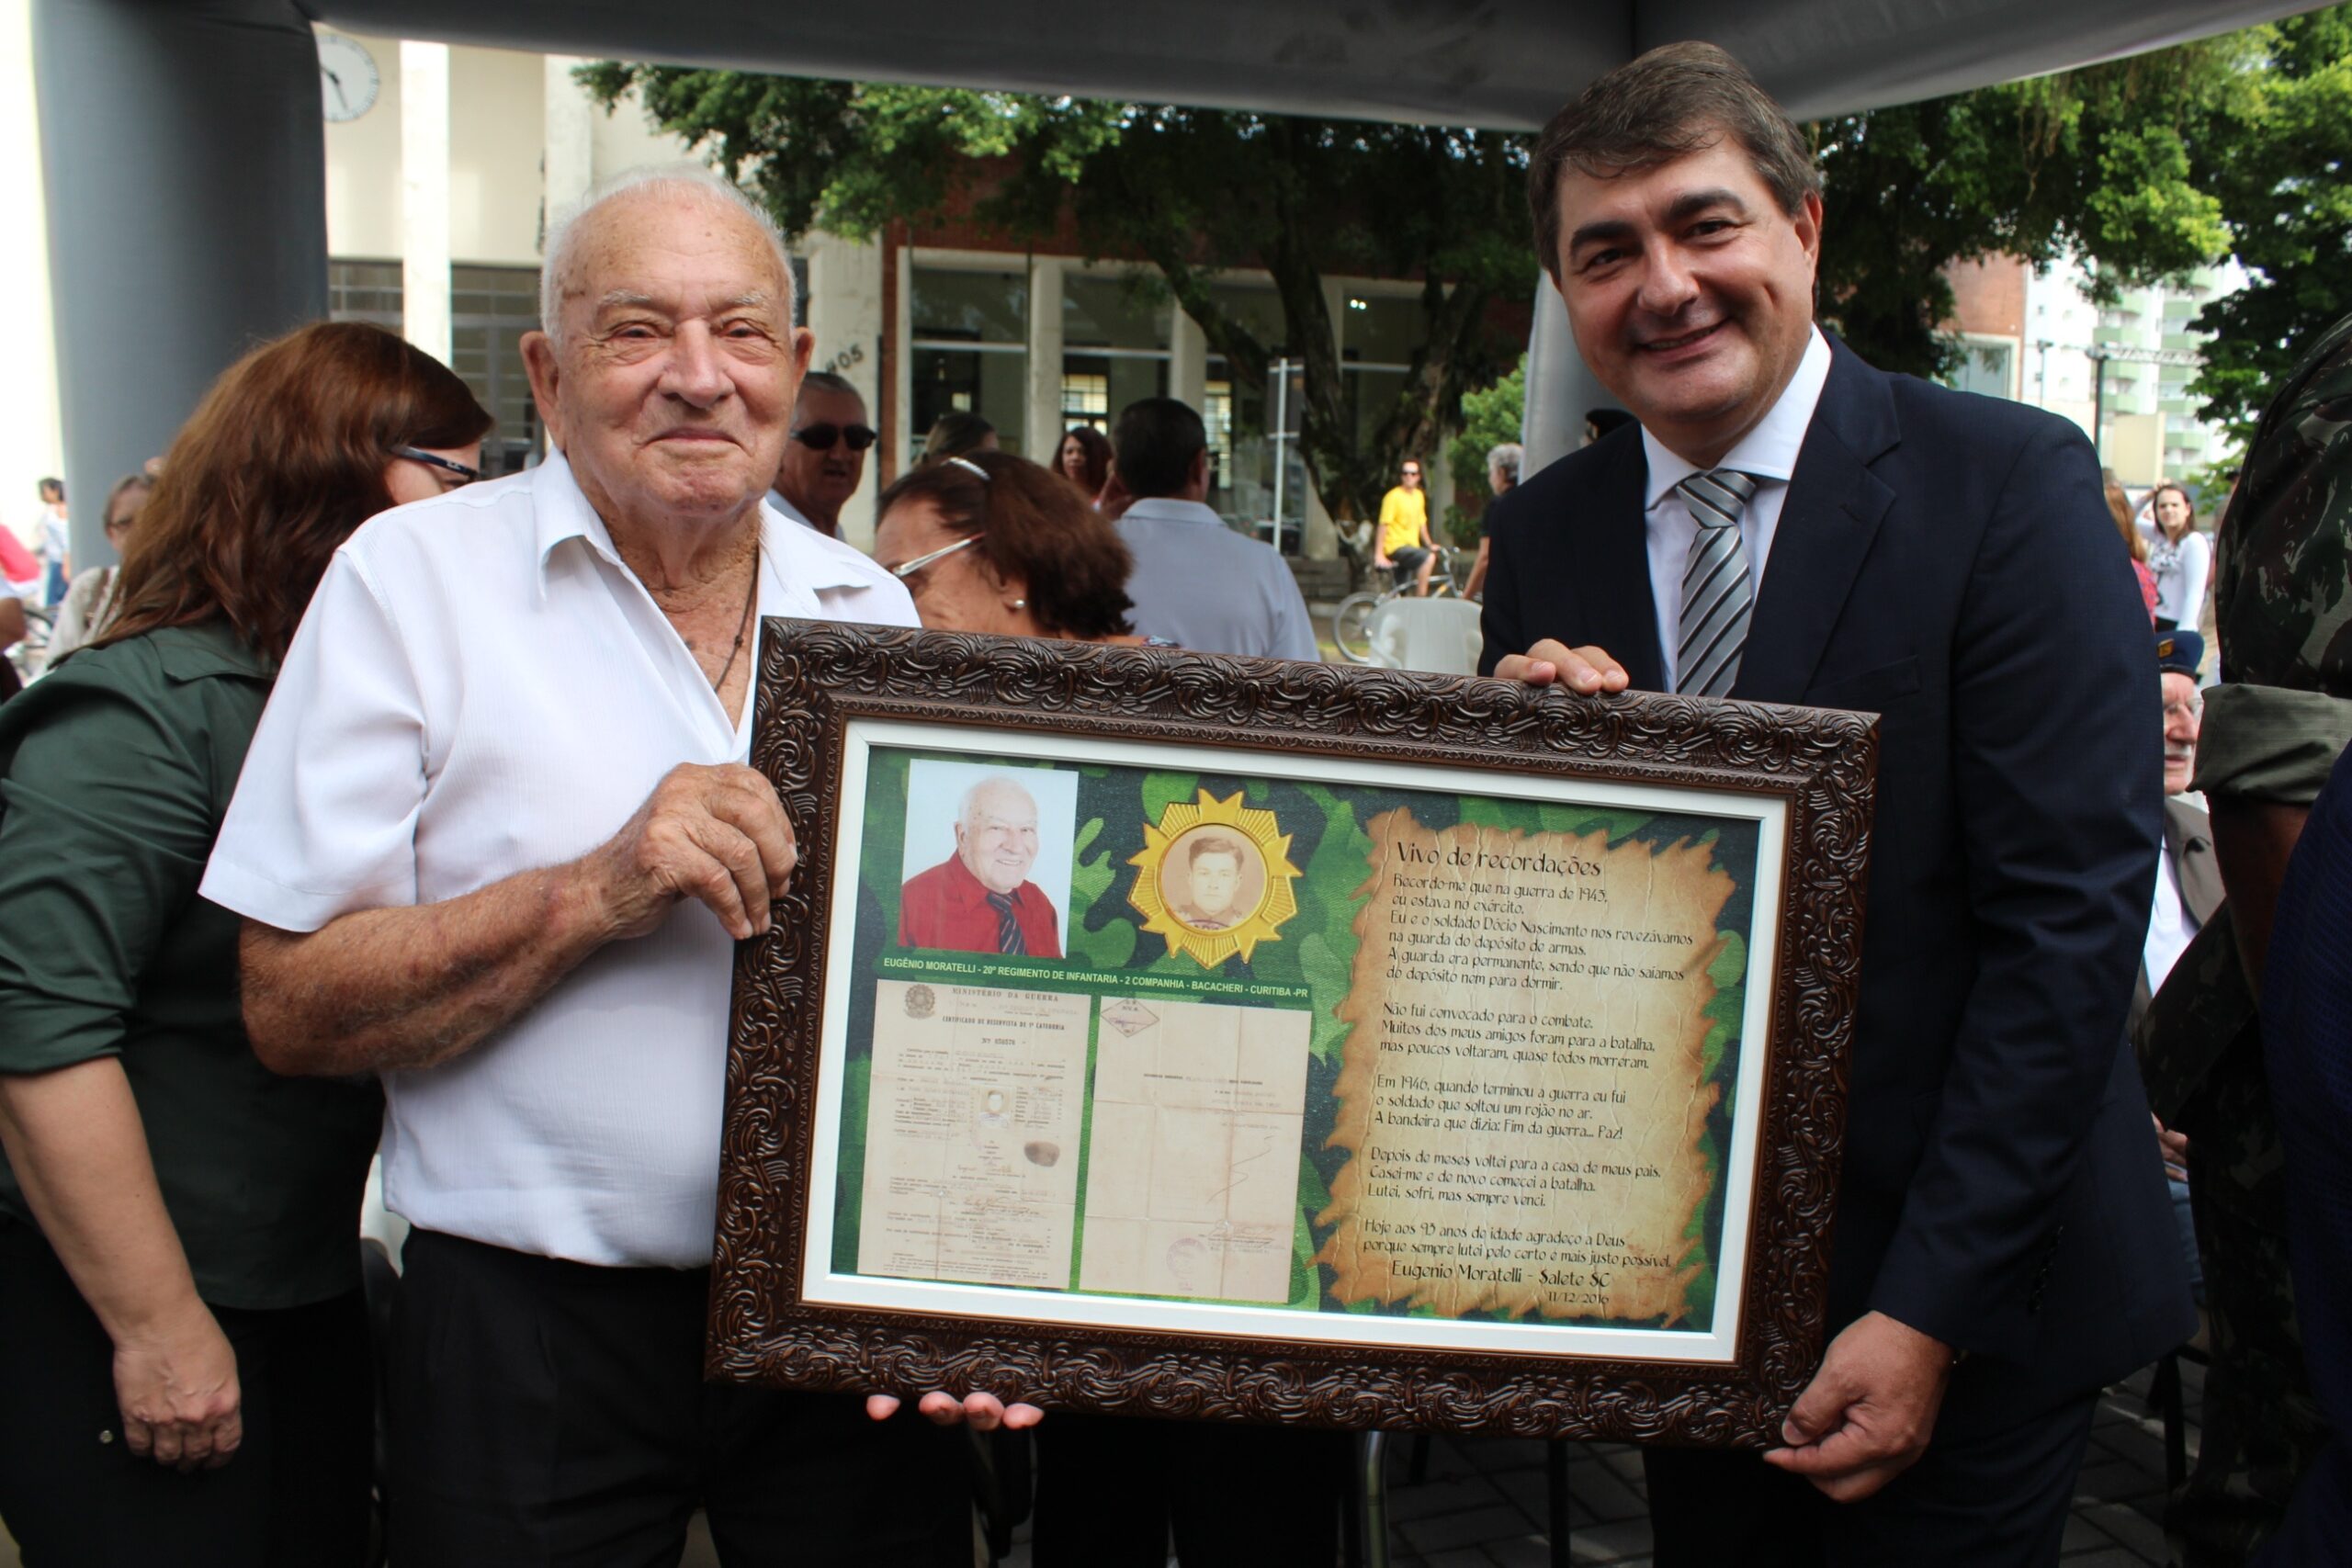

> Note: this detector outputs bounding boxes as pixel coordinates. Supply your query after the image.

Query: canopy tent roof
[33,0,2319,558]
[304,0,2314,127]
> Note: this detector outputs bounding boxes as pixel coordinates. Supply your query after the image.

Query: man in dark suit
[1481,41,2194,1565]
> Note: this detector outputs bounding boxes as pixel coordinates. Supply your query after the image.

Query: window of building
[1198,282,1295,541]
[449,265,543,478]
[1341,293,1424,367]
[331,260,542,478]
[1060,271,1170,432]
[330,259,402,328]
[1947,342,2013,400]
[1199,365,1306,553]
[1340,293,1428,451]
[1061,372,1110,426]
[1204,283,1288,357]
[911,265,1030,460]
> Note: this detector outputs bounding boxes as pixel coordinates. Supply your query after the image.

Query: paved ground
[991,1362,2200,1568]
[0,1342,2201,1567]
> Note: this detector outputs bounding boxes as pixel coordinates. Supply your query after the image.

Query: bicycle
[1330,549,1466,665]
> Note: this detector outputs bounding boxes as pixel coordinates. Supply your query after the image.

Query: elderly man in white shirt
[1111,397,1319,661]
[203,166,1030,1567]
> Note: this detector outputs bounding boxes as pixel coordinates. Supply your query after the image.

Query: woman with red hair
[0,321,489,1565]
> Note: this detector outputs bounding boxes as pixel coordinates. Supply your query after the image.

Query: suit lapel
[1732,344,1899,704]
[1573,434,1666,692]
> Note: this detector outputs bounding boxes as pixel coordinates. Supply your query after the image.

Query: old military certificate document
[1078,998,1312,1303]
[856,980,1091,1290]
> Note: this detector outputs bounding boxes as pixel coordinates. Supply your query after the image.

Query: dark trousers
[0,1217,374,1568]
[1643,1364,2100,1568]
[1031,1410,1349,1567]
[388,1227,972,1568]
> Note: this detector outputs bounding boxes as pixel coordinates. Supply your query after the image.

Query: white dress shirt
[766,488,820,532]
[203,453,917,1269]
[1641,327,1833,690]
[1115,497,1320,661]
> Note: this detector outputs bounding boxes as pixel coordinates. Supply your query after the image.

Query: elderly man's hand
[865,1392,1044,1431]
[587,762,798,942]
[1492,638,1629,695]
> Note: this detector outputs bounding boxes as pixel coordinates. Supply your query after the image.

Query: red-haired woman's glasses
[390,446,483,484]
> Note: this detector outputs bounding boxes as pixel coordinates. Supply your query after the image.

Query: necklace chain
[711,543,760,694]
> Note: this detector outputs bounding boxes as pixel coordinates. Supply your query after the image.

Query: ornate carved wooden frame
[711,620,1877,1445]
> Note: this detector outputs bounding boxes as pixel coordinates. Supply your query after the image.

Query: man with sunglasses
[1374,458,1437,596]
[771,370,875,539]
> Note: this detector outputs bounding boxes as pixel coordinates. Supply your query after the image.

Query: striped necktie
[985,891,1026,955]
[1674,469,1759,698]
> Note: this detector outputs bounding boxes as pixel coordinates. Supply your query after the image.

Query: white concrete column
[1521,270,1616,480]
[1026,255,1064,462]
[1170,307,1207,412]
[1304,489,1338,560]
[543,53,594,225]
[2,0,63,542]
[400,39,451,363]
[891,243,913,477]
[806,231,887,549]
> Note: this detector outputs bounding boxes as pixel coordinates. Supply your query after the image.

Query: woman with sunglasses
[0,321,489,1566]
[873,449,1346,1566]
[873,450,1156,647]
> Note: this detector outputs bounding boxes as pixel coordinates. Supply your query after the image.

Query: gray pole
[2090,348,2109,461]
[33,0,327,572]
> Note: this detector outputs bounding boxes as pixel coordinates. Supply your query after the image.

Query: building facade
[310,30,1453,556]
[1944,252,2243,491]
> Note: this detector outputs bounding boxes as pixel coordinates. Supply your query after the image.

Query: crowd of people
[0,35,2345,1568]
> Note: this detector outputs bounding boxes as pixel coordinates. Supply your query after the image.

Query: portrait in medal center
[1164,827,1266,933]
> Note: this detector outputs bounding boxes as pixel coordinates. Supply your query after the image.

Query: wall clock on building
[317,33,380,122]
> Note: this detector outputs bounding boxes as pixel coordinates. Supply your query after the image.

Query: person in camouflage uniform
[2141,309,2352,1567]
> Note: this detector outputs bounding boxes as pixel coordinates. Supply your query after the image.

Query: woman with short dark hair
[874,450,1147,645]
[0,321,490,1566]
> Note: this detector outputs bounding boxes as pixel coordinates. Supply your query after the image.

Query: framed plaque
[710,621,1877,1446]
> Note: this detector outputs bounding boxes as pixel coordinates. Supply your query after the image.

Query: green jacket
[0,622,381,1310]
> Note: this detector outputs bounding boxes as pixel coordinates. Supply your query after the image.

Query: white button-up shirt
[1115,497,1320,661]
[1641,326,1832,690]
[203,452,917,1269]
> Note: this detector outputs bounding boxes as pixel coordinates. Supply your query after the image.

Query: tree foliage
[577,65,1532,532]
[2185,6,2352,434]
[1808,40,2247,378]
[585,11,2352,513]
[1442,354,1524,547]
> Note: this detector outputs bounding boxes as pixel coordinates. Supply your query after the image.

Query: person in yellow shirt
[1374,458,1437,595]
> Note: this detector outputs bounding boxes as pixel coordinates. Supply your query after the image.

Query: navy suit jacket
[1481,339,2195,1390]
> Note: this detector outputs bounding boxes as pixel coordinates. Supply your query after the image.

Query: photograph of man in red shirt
[897,773,1064,957]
